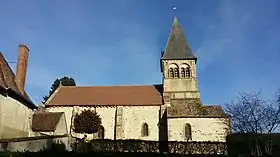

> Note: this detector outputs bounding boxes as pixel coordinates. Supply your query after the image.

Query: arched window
[181,64,191,78]
[185,67,190,77]
[168,64,179,78]
[181,67,185,78]
[168,68,174,78]
[98,125,105,139]
[141,123,149,137]
[184,123,192,140]
[174,68,179,78]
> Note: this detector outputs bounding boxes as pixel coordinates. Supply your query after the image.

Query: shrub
[73,109,102,134]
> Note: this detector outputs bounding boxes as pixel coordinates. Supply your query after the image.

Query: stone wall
[47,106,160,141]
[122,106,160,141]
[0,135,70,152]
[162,59,200,99]
[0,94,33,138]
[168,118,229,142]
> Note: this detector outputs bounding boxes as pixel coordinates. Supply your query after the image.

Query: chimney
[15,44,29,95]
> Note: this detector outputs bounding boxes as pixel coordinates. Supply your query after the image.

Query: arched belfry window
[168,68,174,78]
[141,123,149,137]
[98,125,105,139]
[181,64,191,78]
[184,123,192,140]
[168,64,179,78]
[174,68,179,78]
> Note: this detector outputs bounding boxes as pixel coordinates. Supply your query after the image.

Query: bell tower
[159,17,229,143]
[160,17,201,107]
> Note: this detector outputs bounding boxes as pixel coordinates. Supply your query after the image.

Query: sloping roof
[0,53,21,94]
[161,16,197,60]
[0,53,33,105]
[168,99,228,118]
[32,112,64,132]
[46,85,163,107]
[204,105,228,117]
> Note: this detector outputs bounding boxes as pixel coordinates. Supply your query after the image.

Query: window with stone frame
[168,63,179,78]
[98,125,105,139]
[181,64,191,78]
[185,67,190,77]
[141,123,149,137]
[181,67,186,78]
[168,68,174,78]
[184,123,192,140]
[174,67,179,78]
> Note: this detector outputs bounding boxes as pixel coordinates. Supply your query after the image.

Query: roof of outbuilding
[32,112,64,132]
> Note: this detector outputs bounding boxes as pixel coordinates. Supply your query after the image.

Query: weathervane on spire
[172,6,177,16]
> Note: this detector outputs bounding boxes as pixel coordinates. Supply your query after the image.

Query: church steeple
[161,16,201,100]
[161,17,196,61]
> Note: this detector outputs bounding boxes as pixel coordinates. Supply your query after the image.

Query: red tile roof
[46,85,163,106]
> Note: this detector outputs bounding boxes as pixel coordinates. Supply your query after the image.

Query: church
[44,17,230,142]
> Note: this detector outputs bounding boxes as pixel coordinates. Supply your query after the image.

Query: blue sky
[0,0,280,105]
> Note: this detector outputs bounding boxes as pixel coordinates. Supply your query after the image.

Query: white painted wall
[47,106,73,135]
[0,94,33,138]
[168,118,229,142]
[54,113,68,135]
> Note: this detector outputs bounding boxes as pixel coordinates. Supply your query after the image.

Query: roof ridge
[60,84,162,88]
[45,84,63,105]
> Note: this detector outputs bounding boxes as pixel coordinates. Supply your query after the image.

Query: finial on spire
[172,6,177,15]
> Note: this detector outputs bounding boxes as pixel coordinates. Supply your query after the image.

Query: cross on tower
[172,6,177,16]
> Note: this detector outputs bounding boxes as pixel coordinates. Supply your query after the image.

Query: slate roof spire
[161,16,197,61]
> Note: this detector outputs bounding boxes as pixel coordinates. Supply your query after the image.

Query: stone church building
[45,17,230,142]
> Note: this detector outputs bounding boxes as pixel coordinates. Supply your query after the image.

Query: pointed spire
[173,16,179,26]
[161,16,197,61]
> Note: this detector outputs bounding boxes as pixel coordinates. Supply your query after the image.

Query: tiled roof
[204,105,228,117]
[46,85,163,107]
[161,16,197,60]
[168,99,228,118]
[32,112,64,132]
[0,53,21,94]
[0,52,33,104]
[45,84,227,117]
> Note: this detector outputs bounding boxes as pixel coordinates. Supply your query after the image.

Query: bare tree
[224,91,280,157]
